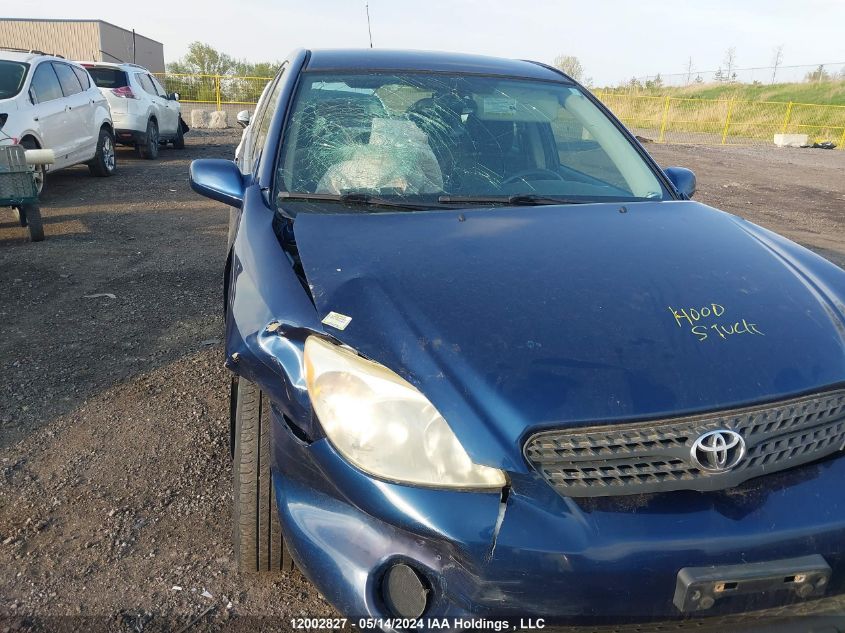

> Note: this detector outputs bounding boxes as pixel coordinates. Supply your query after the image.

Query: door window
[53,63,84,97]
[149,75,168,98]
[135,73,158,96]
[30,63,64,103]
[250,67,286,162]
[71,66,92,90]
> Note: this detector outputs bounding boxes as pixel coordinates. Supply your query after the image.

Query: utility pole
[723,47,737,83]
[771,45,784,84]
[366,4,373,48]
[132,29,137,63]
[685,56,694,85]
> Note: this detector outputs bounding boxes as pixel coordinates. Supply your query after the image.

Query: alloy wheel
[103,136,115,171]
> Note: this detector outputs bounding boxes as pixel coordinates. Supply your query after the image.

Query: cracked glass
[276,72,667,212]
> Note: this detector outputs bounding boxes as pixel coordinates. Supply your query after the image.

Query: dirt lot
[1,131,844,632]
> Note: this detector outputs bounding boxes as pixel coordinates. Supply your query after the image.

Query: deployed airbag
[316,118,443,195]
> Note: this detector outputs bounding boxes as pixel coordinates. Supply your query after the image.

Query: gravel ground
[1,132,844,632]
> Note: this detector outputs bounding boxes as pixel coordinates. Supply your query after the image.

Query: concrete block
[208,111,229,129]
[773,133,808,148]
[191,109,210,129]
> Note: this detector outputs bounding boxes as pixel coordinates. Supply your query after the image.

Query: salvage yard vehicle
[83,61,185,159]
[190,49,845,629]
[234,80,271,163]
[0,49,116,190]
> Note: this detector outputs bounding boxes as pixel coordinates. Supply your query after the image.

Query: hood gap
[274,212,316,307]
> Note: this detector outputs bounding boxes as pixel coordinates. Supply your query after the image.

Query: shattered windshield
[276,72,667,211]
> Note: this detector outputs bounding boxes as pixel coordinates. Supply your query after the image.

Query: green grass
[594,80,845,145]
[600,80,845,106]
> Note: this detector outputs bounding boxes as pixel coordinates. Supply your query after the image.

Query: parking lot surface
[1,131,844,630]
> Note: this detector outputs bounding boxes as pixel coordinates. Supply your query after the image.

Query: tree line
[160,42,842,105]
[160,42,281,104]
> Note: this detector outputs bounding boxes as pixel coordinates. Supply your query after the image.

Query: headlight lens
[304,336,506,489]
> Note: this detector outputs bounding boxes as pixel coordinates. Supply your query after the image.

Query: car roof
[0,49,64,64]
[303,49,572,83]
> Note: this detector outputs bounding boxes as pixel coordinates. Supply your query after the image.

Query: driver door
[148,74,179,137]
[28,62,72,166]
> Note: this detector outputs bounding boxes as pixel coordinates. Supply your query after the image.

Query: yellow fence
[153,73,273,110]
[153,72,845,149]
[595,91,845,148]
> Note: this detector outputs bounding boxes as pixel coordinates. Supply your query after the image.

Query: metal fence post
[781,101,793,134]
[215,75,222,111]
[658,96,671,143]
[839,126,845,150]
[721,99,735,145]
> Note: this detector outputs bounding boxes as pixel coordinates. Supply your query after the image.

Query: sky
[5,0,845,84]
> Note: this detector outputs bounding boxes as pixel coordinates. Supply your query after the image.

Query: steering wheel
[502,168,566,185]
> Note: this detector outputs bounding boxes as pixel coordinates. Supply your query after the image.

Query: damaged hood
[295,201,845,470]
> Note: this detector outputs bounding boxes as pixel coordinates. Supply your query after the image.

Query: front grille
[524,389,845,497]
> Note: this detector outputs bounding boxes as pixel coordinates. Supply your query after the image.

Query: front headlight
[304,336,506,489]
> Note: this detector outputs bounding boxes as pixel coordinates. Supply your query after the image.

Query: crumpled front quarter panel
[226,185,322,419]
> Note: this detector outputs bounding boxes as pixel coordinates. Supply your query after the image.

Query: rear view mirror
[664,167,696,199]
[189,159,245,208]
[236,110,251,128]
[168,92,179,101]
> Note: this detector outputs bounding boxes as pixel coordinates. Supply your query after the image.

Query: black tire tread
[140,120,159,160]
[232,378,293,573]
[20,204,44,242]
[173,122,185,149]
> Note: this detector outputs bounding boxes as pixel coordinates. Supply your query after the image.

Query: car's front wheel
[20,138,46,195]
[172,121,185,149]
[231,376,295,573]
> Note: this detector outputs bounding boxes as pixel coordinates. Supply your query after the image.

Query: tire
[13,206,26,227]
[20,138,45,195]
[88,128,117,177]
[172,121,185,149]
[232,377,294,573]
[19,204,44,242]
[138,119,159,160]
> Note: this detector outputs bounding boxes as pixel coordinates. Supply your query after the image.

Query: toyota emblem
[691,430,746,473]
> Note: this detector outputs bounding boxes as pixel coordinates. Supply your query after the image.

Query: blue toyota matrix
[190,49,845,631]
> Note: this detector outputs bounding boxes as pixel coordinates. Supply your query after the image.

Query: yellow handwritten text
[668,303,764,342]
[670,303,725,327]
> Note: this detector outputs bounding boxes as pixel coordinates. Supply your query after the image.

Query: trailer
[0,144,52,242]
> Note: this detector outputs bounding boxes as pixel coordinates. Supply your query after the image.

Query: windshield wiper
[278,191,449,211]
[437,194,592,206]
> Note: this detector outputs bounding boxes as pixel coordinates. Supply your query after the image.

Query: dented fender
[225,184,323,431]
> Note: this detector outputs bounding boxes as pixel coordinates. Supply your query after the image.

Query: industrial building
[0,18,164,72]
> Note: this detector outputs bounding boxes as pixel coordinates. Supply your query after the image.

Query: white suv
[0,49,116,192]
[83,62,184,160]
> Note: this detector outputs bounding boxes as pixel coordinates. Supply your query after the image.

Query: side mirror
[189,159,245,207]
[664,167,696,199]
[168,92,179,101]
[236,110,251,128]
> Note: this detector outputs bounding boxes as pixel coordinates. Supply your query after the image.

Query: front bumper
[269,406,845,626]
